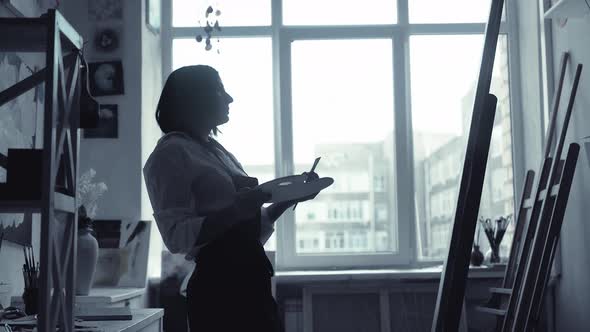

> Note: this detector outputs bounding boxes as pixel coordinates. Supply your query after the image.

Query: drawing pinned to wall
[93,220,151,288]
[0,52,42,247]
[83,104,118,139]
[88,60,124,96]
[88,0,123,21]
[0,53,35,156]
[0,213,32,246]
[93,26,122,54]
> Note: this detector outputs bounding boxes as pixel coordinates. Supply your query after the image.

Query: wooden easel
[502,63,583,332]
[474,54,584,332]
[475,52,570,329]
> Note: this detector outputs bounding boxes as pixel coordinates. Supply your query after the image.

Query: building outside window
[164,0,517,269]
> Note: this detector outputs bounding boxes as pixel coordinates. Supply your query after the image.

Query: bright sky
[171,0,505,167]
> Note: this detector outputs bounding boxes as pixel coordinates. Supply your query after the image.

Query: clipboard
[256,174,334,203]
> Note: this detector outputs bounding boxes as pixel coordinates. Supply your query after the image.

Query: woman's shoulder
[145,132,196,168]
[154,132,204,154]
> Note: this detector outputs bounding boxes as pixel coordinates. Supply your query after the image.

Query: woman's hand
[302,171,319,182]
[197,189,271,246]
[295,171,320,203]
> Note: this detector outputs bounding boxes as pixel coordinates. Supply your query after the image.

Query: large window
[164,0,517,269]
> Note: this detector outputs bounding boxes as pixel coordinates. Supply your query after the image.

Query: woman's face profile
[210,75,233,126]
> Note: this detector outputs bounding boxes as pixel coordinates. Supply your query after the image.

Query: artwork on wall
[146,0,161,33]
[88,0,123,21]
[93,26,122,54]
[83,104,118,139]
[0,52,43,247]
[88,60,124,96]
[93,220,151,288]
[0,213,32,246]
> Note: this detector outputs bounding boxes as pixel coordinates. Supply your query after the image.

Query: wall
[547,13,590,331]
[61,0,143,222]
[140,0,164,278]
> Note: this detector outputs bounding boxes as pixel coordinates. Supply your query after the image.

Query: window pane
[409,0,499,23]
[291,39,397,255]
[173,0,271,27]
[172,38,276,249]
[410,35,514,261]
[283,0,396,25]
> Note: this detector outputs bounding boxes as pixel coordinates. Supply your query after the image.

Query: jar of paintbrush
[22,246,39,315]
[479,215,512,265]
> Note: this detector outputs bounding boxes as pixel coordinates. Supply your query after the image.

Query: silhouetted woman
[144,65,316,331]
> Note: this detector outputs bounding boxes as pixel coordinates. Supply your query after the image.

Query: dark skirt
[186,266,283,332]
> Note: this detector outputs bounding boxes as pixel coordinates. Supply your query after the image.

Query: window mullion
[273,0,297,269]
[397,0,409,25]
[393,28,416,264]
[162,0,173,80]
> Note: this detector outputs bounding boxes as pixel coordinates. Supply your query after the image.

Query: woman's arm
[194,186,271,246]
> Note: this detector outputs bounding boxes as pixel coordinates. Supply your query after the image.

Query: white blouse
[143,131,275,262]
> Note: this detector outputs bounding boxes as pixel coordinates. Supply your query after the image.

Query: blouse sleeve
[259,207,275,245]
[144,143,206,255]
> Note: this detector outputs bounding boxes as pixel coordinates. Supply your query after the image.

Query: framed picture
[146,0,161,33]
[88,60,125,96]
[84,104,118,139]
[93,26,122,54]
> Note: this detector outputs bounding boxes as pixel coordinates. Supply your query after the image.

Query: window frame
[161,0,524,271]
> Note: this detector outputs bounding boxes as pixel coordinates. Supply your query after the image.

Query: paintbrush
[293,157,321,211]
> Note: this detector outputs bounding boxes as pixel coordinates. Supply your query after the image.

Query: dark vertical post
[431,0,504,330]
[431,94,497,332]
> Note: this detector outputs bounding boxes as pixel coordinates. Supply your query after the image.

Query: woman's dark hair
[156,65,221,135]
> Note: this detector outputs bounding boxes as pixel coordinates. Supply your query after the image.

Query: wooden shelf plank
[0,15,83,52]
[0,17,48,52]
[54,192,76,213]
[475,306,507,316]
[489,287,512,295]
[545,0,590,19]
[0,192,75,213]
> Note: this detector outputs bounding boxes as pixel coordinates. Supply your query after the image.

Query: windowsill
[274,265,505,284]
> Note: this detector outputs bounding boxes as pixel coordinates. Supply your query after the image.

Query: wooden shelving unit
[544,0,590,19]
[0,9,84,332]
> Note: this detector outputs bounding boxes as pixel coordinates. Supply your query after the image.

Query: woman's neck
[187,128,211,143]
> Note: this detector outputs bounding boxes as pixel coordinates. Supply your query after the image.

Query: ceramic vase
[76,224,99,295]
[22,286,38,315]
[470,245,484,266]
[0,283,11,309]
[485,247,501,265]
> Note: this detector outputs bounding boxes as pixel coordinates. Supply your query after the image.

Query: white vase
[76,227,99,295]
[0,283,11,309]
